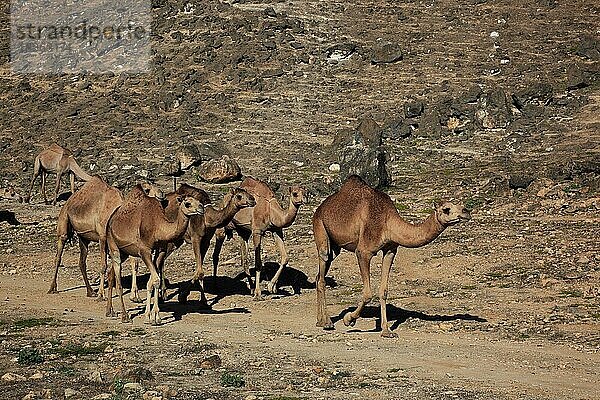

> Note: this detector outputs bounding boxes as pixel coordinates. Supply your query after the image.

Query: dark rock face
[509,174,535,189]
[475,88,512,129]
[176,143,203,170]
[404,101,424,118]
[197,155,242,183]
[332,117,390,189]
[382,118,412,140]
[575,34,600,61]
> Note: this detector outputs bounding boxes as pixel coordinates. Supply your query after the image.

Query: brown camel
[48,177,164,299]
[106,186,204,324]
[313,175,471,338]
[213,177,306,300]
[25,144,93,205]
[143,184,256,306]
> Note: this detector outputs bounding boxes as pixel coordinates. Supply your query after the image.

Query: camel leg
[52,170,63,206]
[69,172,75,195]
[112,253,130,323]
[141,250,161,325]
[105,251,120,318]
[41,171,48,204]
[130,258,142,303]
[343,250,373,327]
[252,231,264,301]
[379,249,398,338]
[212,229,226,290]
[237,234,253,292]
[190,236,209,307]
[153,249,167,302]
[314,219,334,329]
[25,157,41,203]
[97,238,108,301]
[78,237,95,297]
[267,229,288,294]
[48,223,68,294]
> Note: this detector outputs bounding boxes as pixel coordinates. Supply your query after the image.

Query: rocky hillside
[0,0,598,199]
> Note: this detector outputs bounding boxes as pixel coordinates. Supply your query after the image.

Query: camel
[25,144,93,205]
[105,185,204,324]
[212,177,306,300]
[313,175,471,338]
[142,184,256,306]
[48,177,164,299]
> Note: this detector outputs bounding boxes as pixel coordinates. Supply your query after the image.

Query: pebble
[64,388,79,398]
[577,255,590,264]
[245,395,257,400]
[91,394,112,400]
[490,31,500,38]
[2,372,27,382]
[124,382,144,392]
[328,163,340,173]
[30,371,44,380]
[22,392,36,400]
[88,370,102,383]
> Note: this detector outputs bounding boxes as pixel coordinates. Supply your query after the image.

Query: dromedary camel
[105,186,204,324]
[48,177,164,299]
[313,175,471,338]
[25,144,93,205]
[213,177,306,300]
[142,184,256,306]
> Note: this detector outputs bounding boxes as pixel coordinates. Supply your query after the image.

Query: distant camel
[213,177,306,300]
[25,144,92,205]
[313,175,471,337]
[48,177,164,299]
[106,185,204,324]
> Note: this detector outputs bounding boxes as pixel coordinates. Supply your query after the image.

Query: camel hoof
[86,291,98,298]
[121,314,131,323]
[47,288,58,295]
[317,319,335,330]
[253,294,265,302]
[106,310,117,318]
[267,282,277,294]
[129,296,143,304]
[96,295,106,302]
[342,313,356,327]
[381,331,398,338]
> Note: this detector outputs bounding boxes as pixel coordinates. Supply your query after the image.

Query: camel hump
[176,183,211,204]
[240,177,275,199]
[340,175,370,192]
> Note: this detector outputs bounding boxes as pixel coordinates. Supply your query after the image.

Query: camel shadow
[0,210,20,226]
[258,261,314,295]
[332,304,487,333]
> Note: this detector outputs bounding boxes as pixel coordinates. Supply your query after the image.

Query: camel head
[139,182,165,201]
[435,201,471,226]
[229,187,256,209]
[177,196,205,216]
[289,185,306,207]
[1,187,23,203]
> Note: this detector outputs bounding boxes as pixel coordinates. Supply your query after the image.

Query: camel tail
[69,159,93,181]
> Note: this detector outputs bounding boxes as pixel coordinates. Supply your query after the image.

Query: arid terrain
[1,0,599,399]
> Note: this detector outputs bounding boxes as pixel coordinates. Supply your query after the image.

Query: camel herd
[27,144,471,338]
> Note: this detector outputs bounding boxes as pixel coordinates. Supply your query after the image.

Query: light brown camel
[313,175,471,338]
[212,177,306,300]
[48,177,164,299]
[105,186,204,324]
[142,184,256,306]
[25,144,93,205]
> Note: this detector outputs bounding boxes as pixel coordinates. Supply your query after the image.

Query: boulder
[176,143,202,170]
[197,155,242,183]
[371,41,403,64]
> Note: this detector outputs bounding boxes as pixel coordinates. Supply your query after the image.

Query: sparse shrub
[18,347,44,365]
[220,371,245,388]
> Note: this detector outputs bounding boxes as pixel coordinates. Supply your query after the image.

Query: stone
[382,118,412,139]
[326,43,357,61]
[371,41,403,64]
[88,370,102,383]
[404,101,424,118]
[22,392,36,400]
[2,372,27,382]
[475,88,512,129]
[64,388,79,398]
[328,163,341,173]
[197,155,242,183]
[200,354,222,369]
[176,144,202,170]
[509,174,535,190]
[91,394,112,400]
[512,82,553,110]
[124,382,143,393]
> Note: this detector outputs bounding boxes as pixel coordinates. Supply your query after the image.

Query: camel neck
[388,211,446,248]
[204,200,238,228]
[269,197,299,228]
[157,208,189,243]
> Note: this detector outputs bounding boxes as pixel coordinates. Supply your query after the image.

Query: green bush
[18,347,44,365]
[220,371,245,388]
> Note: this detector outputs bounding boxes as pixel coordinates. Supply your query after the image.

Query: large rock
[371,41,403,64]
[475,88,512,129]
[332,117,390,188]
[197,155,242,183]
[176,143,202,170]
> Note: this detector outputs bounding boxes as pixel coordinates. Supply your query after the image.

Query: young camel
[48,177,164,299]
[105,186,204,324]
[213,177,306,300]
[313,175,471,338]
[144,184,256,306]
[25,144,93,205]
